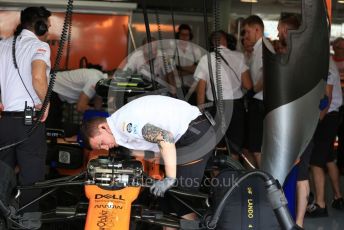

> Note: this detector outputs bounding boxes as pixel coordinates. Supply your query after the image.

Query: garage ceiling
[1,0,344,22]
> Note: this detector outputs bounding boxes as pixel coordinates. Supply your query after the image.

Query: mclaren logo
[95,194,125,200]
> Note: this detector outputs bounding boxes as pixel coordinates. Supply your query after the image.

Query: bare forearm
[77,92,91,113]
[142,123,177,178]
[254,78,263,93]
[32,78,48,102]
[179,65,196,75]
[159,142,177,178]
[32,60,48,103]
[196,79,206,107]
[166,72,177,96]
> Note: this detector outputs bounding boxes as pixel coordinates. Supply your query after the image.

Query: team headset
[12,8,49,125]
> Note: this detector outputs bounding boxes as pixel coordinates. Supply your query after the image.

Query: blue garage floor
[304,175,344,230]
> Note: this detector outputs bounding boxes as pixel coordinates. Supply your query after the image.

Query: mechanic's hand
[245,89,256,99]
[319,95,329,111]
[35,103,50,122]
[150,177,177,197]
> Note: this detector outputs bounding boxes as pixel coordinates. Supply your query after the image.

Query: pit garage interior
[0,0,344,230]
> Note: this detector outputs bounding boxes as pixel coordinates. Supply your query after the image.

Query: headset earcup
[34,20,48,36]
[189,32,193,41]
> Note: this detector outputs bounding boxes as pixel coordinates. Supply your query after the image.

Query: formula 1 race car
[0,140,299,230]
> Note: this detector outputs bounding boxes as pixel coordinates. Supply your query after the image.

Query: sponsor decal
[94,204,123,210]
[126,123,132,133]
[95,194,125,200]
[132,124,138,134]
[247,198,254,219]
[96,210,116,229]
[37,48,46,53]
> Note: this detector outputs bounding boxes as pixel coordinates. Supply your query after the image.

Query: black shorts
[225,99,246,155]
[297,141,313,181]
[160,116,214,216]
[246,99,264,153]
[310,112,340,167]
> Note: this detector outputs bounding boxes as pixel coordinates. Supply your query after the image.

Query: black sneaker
[331,197,344,210]
[308,192,315,206]
[306,203,328,218]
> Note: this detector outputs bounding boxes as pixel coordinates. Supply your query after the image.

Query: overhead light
[339,0,344,4]
[240,0,258,3]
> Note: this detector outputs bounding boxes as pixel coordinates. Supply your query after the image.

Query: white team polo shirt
[53,68,107,103]
[328,59,343,113]
[174,41,202,67]
[123,49,168,81]
[194,45,249,101]
[0,29,51,111]
[106,95,201,152]
[174,41,203,87]
[250,37,263,100]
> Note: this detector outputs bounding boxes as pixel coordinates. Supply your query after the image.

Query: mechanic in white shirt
[123,37,175,95]
[0,6,51,213]
[80,95,215,225]
[45,67,107,131]
[308,58,344,216]
[194,30,252,159]
[242,15,266,168]
[174,24,203,103]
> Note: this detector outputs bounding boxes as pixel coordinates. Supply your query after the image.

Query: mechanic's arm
[178,64,197,76]
[0,89,2,117]
[93,95,103,110]
[32,60,49,121]
[142,123,176,178]
[0,102,3,118]
[166,71,177,96]
[319,84,333,121]
[253,67,264,93]
[196,79,206,108]
[253,77,263,93]
[76,92,91,113]
[241,70,253,90]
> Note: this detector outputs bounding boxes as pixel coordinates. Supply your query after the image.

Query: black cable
[218,52,241,83]
[64,11,73,70]
[0,0,74,151]
[206,170,296,230]
[155,10,169,78]
[202,0,217,108]
[206,170,271,228]
[12,36,35,107]
[213,0,227,137]
[169,1,185,95]
[154,9,182,98]
[140,0,157,90]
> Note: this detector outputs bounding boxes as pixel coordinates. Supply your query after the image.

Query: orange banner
[0,11,129,71]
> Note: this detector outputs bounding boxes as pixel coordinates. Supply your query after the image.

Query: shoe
[308,192,314,206]
[331,197,344,210]
[306,203,328,217]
